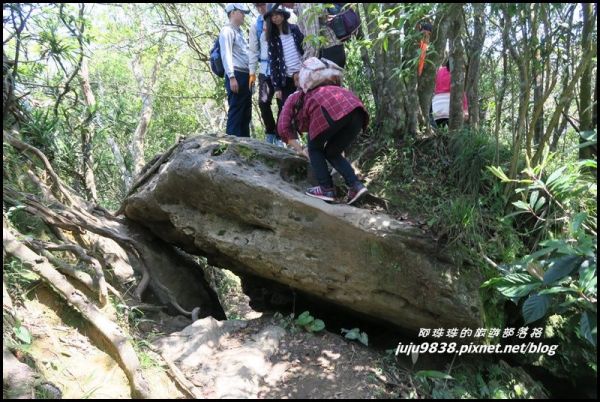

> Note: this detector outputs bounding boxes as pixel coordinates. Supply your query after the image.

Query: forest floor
[6,271,412,399]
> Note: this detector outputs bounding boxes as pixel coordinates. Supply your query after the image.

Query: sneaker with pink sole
[305,185,336,202]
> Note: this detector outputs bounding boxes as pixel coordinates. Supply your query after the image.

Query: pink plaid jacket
[277,85,369,143]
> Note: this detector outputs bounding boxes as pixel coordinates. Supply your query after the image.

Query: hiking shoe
[347,182,368,205]
[305,185,335,202]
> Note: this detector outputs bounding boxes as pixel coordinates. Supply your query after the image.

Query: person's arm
[219,27,236,79]
[287,139,306,157]
[248,22,259,75]
[277,92,299,144]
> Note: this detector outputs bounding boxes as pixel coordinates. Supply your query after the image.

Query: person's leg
[429,103,437,129]
[435,118,449,128]
[281,76,296,104]
[305,109,356,191]
[307,134,334,190]
[236,71,251,138]
[258,74,277,140]
[323,109,364,187]
[225,71,250,137]
[320,44,346,68]
[224,75,237,136]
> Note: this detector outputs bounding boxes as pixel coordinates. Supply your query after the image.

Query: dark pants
[307,107,364,188]
[275,76,298,137]
[435,118,449,128]
[258,73,276,135]
[225,70,252,137]
[320,44,346,69]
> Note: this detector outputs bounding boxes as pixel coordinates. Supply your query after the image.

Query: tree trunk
[79,57,99,202]
[465,3,485,130]
[364,3,412,142]
[130,31,166,179]
[532,49,595,165]
[108,136,132,192]
[417,6,451,126]
[578,2,596,160]
[494,49,508,164]
[532,50,544,147]
[502,5,531,196]
[448,3,466,132]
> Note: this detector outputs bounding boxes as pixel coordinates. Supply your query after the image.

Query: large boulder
[122,134,483,331]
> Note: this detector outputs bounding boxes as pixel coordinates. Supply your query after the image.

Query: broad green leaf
[306,319,325,332]
[495,273,542,298]
[359,331,369,346]
[512,201,530,211]
[522,294,550,324]
[546,166,567,187]
[14,326,32,345]
[543,255,582,284]
[580,311,597,347]
[342,327,360,340]
[571,212,588,233]
[578,261,597,294]
[295,311,314,326]
[533,196,546,213]
[529,191,539,210]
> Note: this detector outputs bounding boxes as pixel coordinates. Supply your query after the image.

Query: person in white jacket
[219,3,251,137]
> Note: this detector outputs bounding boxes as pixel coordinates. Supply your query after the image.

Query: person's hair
[265,11,289,41]
[443,59,450,71]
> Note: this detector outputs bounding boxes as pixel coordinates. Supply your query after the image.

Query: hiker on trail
[431,59,469,128]
[265,3,304,119]
[291,3,347,68]
[277,58,369,205]
[220,3,252,137]
[249,3,283,145]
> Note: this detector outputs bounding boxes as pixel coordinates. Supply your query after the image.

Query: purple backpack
[326,4,360,42]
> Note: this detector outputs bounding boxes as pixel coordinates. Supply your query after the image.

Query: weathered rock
[123,134,483,331]
[153,316,285,399]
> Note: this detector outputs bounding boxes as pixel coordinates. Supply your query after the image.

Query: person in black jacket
[265,3,304,127]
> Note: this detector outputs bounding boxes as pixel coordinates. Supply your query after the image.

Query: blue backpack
[210,37,225,78]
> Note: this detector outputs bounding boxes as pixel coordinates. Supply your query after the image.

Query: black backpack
[326,3,361,42]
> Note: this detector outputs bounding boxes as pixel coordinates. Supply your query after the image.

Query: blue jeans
[225,71,252,137]
[307,108,364,188]
[266,133,284,147]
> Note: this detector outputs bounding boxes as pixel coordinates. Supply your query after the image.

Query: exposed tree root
[3,217,152,398]
[3,131,203,319]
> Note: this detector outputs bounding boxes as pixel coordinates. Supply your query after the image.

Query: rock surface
[123,134,483,331]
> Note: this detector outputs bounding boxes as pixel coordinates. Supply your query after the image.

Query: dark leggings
[258,73,276,135]
[275,76,298,138]
[320,44,346,69]
[307,108,364,188]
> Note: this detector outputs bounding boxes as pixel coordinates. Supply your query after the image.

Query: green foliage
[294,311,326,333]
[3,257,41,298]
[485,150,597,379]
[273,311,326,334]
[415,360,547,399]
[13,319,33,345]
[341,327,369,346]
[448,128,503,195]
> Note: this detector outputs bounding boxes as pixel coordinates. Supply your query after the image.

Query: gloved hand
[249,73,256,89]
